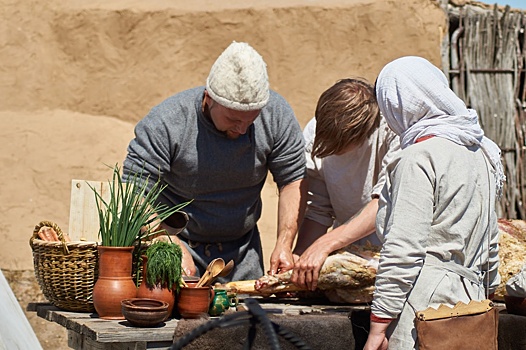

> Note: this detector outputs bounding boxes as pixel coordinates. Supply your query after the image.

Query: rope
[171,298,312,350]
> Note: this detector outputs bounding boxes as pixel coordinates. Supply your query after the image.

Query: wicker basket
[30,221,99,312]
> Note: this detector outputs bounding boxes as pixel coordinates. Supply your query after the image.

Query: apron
[387,253,486,349]
[178,225,264,282]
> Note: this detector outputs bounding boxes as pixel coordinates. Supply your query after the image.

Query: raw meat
[224,243,379,303]
[223,220,525,303]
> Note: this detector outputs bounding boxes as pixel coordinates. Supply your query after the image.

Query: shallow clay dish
[121,298,170,327]
[504,295,526,316]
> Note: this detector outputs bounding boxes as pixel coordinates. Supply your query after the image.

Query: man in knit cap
[123,41,307,282]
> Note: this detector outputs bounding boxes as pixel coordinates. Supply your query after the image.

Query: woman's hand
[291,242,331,291]
[364,320,390,350]
[364,334,388,350]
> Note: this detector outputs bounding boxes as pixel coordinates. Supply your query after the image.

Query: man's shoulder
[267,90,292,108]
[140,86,203,128]
[261,90,297,124]
[164,86,204,104]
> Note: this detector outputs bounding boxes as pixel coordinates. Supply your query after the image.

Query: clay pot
[177,283,215,319]
[137,255,176,319]
[93,246,138,320]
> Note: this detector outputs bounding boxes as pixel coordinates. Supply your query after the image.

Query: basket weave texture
[30,221,99,312]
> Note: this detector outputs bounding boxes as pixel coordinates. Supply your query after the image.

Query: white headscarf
[375,56,505,197]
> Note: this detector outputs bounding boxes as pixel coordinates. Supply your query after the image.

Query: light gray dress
[372,137,500,349]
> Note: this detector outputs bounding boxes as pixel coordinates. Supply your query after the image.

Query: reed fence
[447,3,526,219]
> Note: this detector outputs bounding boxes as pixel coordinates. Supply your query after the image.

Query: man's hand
[181,250,197,276]
[269,245,295,275]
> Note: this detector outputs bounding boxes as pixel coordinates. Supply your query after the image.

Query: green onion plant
[89,164,191,247]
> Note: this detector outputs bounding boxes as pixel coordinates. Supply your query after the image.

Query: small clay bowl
[121,298,170,327]
[504,295,526,316]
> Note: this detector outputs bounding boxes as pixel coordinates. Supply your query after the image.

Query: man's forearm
[307,198,379,253]
[276,179,307,249]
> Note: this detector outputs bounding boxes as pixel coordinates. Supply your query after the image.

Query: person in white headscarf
[364,56,503,350]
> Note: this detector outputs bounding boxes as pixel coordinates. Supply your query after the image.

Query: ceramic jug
[208,289,231,316]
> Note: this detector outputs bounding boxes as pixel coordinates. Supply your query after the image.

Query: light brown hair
[312,78,380,158]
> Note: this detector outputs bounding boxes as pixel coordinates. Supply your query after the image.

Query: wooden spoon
[207,259,234,286]
[200,258,226,287]
[196,258,225,287]
[218,259,235,278]
[195,260,215,287]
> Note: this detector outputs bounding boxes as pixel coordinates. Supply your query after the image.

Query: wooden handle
[30,221,70,254]
[196,271,210,287]
[221,280,258,294]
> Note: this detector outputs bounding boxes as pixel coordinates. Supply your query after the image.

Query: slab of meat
[223,243,379,304]
[223,220,525,303]
[496,219,526,300]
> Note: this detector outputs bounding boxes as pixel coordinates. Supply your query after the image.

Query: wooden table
[29,300,526,350]
[30,303,179,349]
[30,299,369,350]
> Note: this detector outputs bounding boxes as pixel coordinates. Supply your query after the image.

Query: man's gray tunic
[123,87,306,280]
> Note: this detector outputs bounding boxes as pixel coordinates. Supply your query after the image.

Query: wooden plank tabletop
[29,298,372,349]
[29,300,525,350]
[31,303,178,344]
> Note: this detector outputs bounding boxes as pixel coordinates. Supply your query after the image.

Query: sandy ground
[0,0,446,348]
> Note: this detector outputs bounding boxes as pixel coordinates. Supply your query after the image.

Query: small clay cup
[177,283,215,319]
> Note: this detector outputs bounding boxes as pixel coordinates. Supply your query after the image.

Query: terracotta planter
[137,255,176,319]
[93,246,138,320]
[177,283,215,319]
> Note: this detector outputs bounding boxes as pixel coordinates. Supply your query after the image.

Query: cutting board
[68,179,109,242]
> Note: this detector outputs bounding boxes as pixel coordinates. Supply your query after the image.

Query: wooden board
[33,303,177,349]
[68,180,109,242]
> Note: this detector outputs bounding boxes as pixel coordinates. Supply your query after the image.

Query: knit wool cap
[206,42,270,111]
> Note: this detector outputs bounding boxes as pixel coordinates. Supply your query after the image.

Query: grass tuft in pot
[144,240,183,292]
[89,164,191,247]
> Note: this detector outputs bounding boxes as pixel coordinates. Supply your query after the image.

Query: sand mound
[1,0,445,273]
